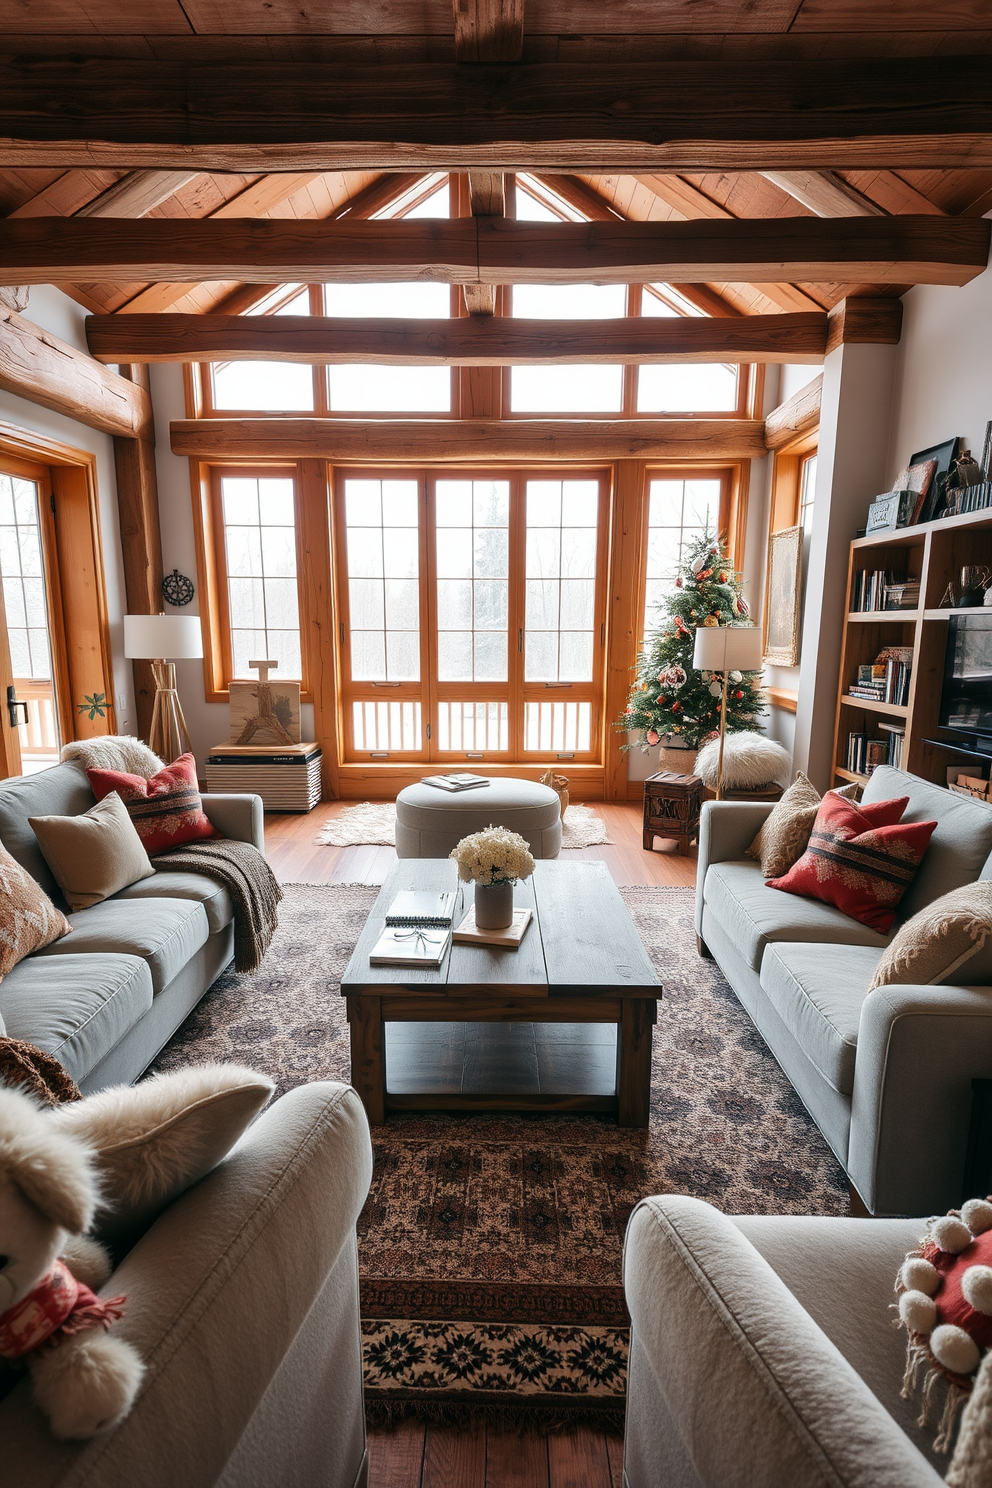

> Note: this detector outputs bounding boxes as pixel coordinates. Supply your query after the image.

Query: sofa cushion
[34,897,210,995]
[0,952,153,1083]
[0,762,95,901]
[114,870,233,935]
[88,752,218,856]
[863,766,992,919]
[759,942,883,1095]
[29,790,155,911]
[704,860,891,973]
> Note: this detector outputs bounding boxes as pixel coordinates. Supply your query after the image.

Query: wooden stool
[642,771,703,854]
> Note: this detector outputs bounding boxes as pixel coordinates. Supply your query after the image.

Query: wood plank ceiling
[1,0,991,321]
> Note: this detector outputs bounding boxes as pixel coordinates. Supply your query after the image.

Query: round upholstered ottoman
[395,778,562,859]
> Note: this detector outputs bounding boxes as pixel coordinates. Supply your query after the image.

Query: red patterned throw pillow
[766,791,936,932]
[86,753,218,856]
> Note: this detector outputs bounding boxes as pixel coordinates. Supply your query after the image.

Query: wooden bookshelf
[832,508,992,790]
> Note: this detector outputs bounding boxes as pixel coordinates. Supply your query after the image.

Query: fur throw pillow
[61,735,165,779]
[694,731,791,791]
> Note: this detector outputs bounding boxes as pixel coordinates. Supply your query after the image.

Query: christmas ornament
[702,614,720,627]
[708,681,722,698]
[690,554,707,576]
[729,670,742,683]
[657,665,686,691]
[734,689,744,699]
[734,595,750,617]
[646,729,660,746]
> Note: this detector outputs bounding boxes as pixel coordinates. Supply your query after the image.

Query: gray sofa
[0,763,263,1093]
[0,1080,373,1488]
[623,1196,944,1488]
[695,765,992,1216]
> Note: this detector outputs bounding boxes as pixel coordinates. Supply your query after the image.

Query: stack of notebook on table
[369,889,457,966]
[205,741,322,813]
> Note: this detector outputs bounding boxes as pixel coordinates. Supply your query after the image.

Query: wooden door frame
[0,423,117,756]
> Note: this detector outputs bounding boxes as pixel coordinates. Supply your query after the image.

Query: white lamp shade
[124,613,203,661]
[692,624,763,673]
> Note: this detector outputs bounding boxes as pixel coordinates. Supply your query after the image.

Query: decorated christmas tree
[617,531,766,752]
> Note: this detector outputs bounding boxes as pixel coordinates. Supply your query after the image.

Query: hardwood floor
[264,798,687,1486]
[367,1420,625,1488]
[264,799,697,889]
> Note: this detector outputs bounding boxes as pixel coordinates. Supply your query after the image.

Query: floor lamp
[124,614,203,762]
[691,624,764,800]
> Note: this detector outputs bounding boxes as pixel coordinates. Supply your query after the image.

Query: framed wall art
[763,524,804,666]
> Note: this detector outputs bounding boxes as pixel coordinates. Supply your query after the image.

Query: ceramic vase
[474,880,514,930]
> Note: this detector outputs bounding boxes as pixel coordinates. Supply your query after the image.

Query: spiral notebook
[384,890,457,928]
[369,926,452,967]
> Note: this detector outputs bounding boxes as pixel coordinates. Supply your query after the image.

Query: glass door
[0,461,62,776]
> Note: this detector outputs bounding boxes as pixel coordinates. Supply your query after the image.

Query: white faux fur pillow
[694,731,792,790]
[50,1064,274,1249]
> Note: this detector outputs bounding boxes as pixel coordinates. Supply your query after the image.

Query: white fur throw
[60,735,166,779]
[694,731,792,790]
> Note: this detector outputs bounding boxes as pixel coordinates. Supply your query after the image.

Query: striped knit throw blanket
[153,840,283,973]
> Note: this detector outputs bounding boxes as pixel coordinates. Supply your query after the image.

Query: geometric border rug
[154,883,849,1429]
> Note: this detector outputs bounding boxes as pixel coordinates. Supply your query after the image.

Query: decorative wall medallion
[162,569,195,607]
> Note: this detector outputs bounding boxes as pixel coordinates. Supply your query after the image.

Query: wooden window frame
[634,466,744,651]
[769,429,818,535]
[332,463,611,768]
[190,460,314,703]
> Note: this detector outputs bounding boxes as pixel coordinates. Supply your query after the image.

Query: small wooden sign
[228,659,301,745]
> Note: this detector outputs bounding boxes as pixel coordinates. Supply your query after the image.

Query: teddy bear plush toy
[0,1084,145,1438]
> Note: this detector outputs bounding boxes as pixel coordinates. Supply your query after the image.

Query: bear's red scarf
[0,1260,126,1359]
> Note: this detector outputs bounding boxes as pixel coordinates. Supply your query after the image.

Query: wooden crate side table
[642,771,703,854]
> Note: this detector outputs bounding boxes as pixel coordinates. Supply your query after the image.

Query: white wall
[0,287,135,736]
[150,363,315,768]
[887,269,992,483]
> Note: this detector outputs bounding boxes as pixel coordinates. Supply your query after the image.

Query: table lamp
[691,624,764,800]
[124,613,203,762]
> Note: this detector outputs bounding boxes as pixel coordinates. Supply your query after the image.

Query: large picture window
[334,468,609,762]
[212,469,304,682]
[642,473,729,638]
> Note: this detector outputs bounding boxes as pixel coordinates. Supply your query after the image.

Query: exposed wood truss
[86,310,832,365]
[760,171,886,218]
[0,306,152,439]
[4,217,986,286]
[453,0,524,63]
[75,171,201,218]
[764,374,823,451]
[463,170,505,316]
[112,364,164,740]
[0,58,989,172]
[825,296,903,355]
[170,418,766,463]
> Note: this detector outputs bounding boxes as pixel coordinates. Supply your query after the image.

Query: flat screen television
[940,612,992,745]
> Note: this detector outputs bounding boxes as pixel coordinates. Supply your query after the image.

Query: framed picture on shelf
[762,524,803,666]
[908,437,959,523]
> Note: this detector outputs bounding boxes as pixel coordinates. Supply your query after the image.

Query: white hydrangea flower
[450,826,536,884]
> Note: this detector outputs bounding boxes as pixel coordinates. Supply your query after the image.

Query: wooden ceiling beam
[85,310,830,366]
[170,416,767,464]
[0,58,989,172]
[765,374,823,451]
[74,170,201,218]
[4,216,983,287]
[0,305,152,439]
[760,170,886,218]
[463,169,505,316]
[453,0,524,63]
[825,295,903,354]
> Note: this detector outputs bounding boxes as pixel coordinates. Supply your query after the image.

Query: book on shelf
[851,569,920,614]
[421,773,489,792]
[368,926,451,967]
[452,906,533,948]
[850,649,912,707]
[384,890,456,928]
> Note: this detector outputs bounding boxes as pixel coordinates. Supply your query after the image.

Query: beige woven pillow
[0,840,70,982]
[868,882,992,991]
[30,790,154,912]
[746,773,857,879]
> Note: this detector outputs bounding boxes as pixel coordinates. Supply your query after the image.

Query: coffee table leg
[617,998,655,1127]
[348,995,386,1125]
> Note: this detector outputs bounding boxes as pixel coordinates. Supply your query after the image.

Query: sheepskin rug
[694,731,791,790]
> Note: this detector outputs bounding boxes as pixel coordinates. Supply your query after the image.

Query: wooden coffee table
[341,858,660,1127]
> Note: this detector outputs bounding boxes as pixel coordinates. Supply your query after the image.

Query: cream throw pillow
[868,882,992,991]
[746,773,857,879]
[30,790,155,911]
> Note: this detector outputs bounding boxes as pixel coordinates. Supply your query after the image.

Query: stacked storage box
[205,742,322,812]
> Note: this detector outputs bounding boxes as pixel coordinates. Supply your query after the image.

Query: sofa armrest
[0,1082,373,1488]
[850,983,992,1216]
[202,792,265,850]
[695,799,774,936]
[623,1195,941,1488]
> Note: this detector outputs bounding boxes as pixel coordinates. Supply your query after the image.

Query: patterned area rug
[315,801,611,849]
[154,883,848,1428]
